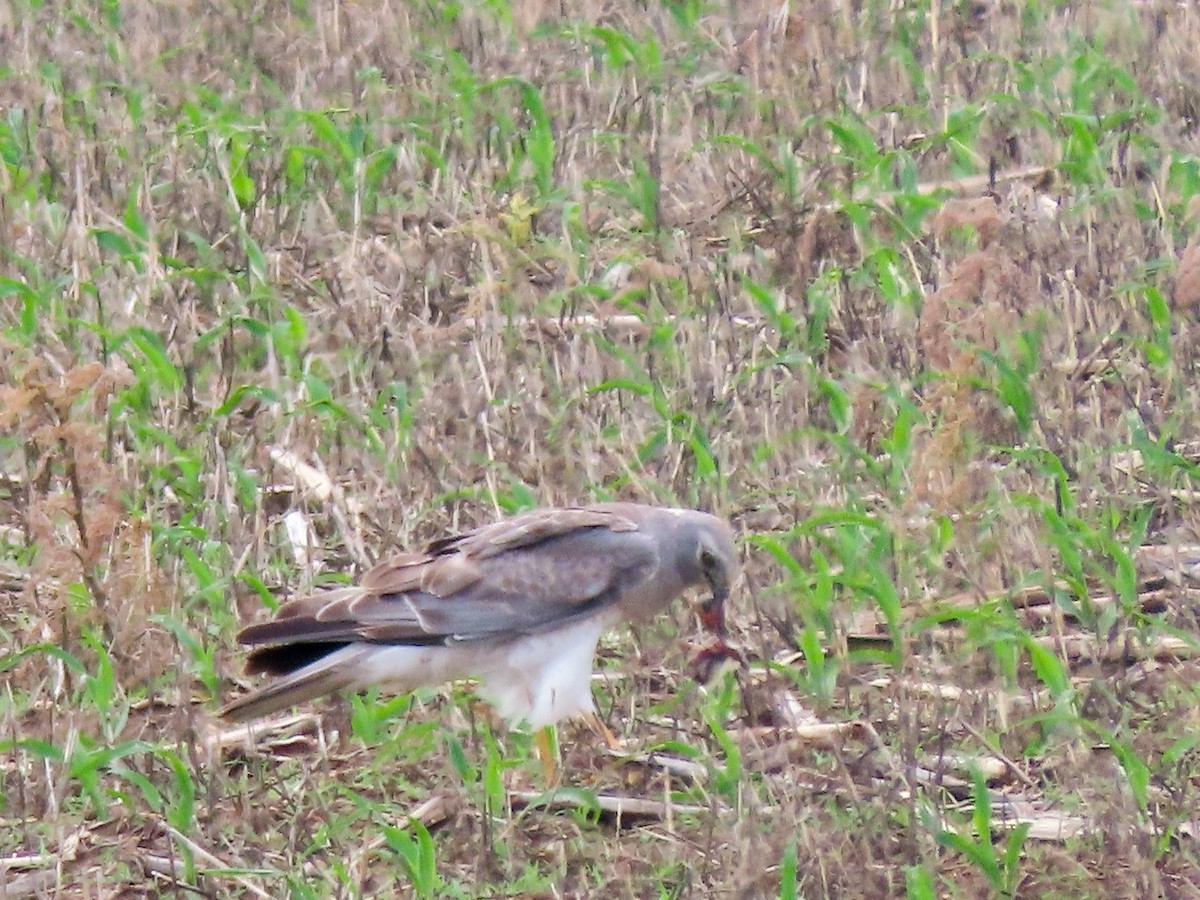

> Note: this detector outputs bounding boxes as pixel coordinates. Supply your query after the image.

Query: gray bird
[220,503,738,763]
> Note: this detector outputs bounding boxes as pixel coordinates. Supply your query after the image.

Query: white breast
[345,613,616,730]
[473,615,612,729]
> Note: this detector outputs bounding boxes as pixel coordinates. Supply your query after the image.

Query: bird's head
[675,512,739,635]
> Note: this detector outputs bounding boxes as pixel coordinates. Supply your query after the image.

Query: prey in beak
[698,591,727,637]
[690,572,744,685]
[697,553,731,635]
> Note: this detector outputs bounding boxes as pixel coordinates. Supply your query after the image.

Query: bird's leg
[581,710,625,752]
[534,726,560,783]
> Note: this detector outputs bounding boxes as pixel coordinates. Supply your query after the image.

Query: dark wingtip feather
[244,641,353,676]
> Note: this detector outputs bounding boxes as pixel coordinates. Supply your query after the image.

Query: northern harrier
[221,503,738,770]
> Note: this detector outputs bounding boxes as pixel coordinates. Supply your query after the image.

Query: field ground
[3,0,1200,896]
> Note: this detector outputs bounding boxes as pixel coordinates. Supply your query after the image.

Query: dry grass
[3,0,1200,896]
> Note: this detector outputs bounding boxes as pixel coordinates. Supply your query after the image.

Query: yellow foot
[534,726,560,784]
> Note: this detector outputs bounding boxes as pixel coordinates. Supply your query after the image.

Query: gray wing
[237,508,660,676]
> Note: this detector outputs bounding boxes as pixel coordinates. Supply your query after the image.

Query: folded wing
[236,507,659,678]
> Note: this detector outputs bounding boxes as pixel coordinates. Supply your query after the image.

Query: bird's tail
[219,644,373,722]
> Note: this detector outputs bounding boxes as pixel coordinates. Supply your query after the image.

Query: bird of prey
[220,503,738,770]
